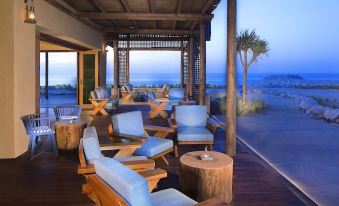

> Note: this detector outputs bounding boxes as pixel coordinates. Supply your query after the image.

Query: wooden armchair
[119,83,134,103]
[110,111,175,165]
[168,105,221,157]
[79,127,167,191]
[89,87,118,116]
[84,158,227,206]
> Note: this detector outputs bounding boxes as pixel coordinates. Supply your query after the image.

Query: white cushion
[111,111,145,136]
[151,188,197,206]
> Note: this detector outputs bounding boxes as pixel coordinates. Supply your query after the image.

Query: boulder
[299,98,317,110]
[324,108,339,122]
[308,105,326,117]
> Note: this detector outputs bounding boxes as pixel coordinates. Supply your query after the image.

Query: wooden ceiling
[45,0,221,35]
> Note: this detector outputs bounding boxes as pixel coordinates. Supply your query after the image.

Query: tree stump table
[180,151,233,203]
[55,120,87,150]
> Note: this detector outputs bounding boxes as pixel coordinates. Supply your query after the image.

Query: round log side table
[55,120,87,150]
[180,151,233,203]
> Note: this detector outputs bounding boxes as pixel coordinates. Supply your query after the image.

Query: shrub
[236,98,267,116]
[209,96,267,116]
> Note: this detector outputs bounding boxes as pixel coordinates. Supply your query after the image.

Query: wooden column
[113,39,119,94]
[180,40,184,88]
[226,0,237,156]
[199,22,206,105]
[45,52,49,99]
[126,39,130,84]
[35,32,40,113]
[187,37,193,98]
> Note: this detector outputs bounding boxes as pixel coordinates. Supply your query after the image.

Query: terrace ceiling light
[24,0,36,24]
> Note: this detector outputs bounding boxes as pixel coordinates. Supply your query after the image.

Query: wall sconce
[24,0,37,24]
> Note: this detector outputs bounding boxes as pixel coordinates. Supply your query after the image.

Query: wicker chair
[21,114,57,160]
[53,105,82,121]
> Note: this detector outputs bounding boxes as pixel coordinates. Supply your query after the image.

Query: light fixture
[24,0,37,24]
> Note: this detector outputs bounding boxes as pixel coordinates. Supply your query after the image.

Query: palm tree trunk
[242,67,248,103]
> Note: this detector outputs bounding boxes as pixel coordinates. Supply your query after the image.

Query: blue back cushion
[169,88,185,100]
[175,105,207,127]
[95,87,110,99]
[83,126,101,164]
[94,157,152,206]
[111,111,145,136]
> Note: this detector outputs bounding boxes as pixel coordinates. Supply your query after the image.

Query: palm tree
[237,29,269,103]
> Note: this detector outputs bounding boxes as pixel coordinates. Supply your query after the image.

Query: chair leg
[208,144,213,151]
[49,134,58,155]
[155,156,169,166]
[29,135,37,160]
[173,145,179,158]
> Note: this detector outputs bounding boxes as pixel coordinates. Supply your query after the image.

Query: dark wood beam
[226,0,237,157]
[191,0,216,30]
[187,36,193,97]
[113,39,119,94]
[172,0,182,29]
[45,52,49,100]
[117,37,190,41]
[40,33,90,51]
[199,22,206,105]
[147,0,157,29]
[51,0,102,30]
[104,28,198,35]
[79,12,213,21]
[88,0,106,12]
[119,0,139,29]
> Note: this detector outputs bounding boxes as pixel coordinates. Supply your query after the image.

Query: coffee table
[180,151,233,203]
[55,119,87,150]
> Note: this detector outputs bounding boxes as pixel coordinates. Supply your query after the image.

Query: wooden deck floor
[0,105,307,206]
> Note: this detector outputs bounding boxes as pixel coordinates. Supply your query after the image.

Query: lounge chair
[84,157,226,206]
[155,84,169,98]
[89,87,119,115]
[168,105,220,157]
[169,88,185,104]
[110,111,174,165]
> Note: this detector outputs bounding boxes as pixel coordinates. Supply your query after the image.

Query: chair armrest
[193,198,227,206]
[113,133,148,142]
[139,168,167,182]
[144,125,175,133]
[99,142,142,151]
[78,165,95,175]
[167,118,178,129]
[121,159,155,171]
[206,118,221,134]
[78,159,155,175]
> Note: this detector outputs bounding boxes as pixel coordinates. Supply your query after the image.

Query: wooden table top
[55,119,86,126]
[180,151,233,169]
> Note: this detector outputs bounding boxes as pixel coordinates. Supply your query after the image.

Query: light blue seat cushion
[94,157,152,206]
[111,111,145,137]
[177,127,213,142]
[175,105,207,127]
[151,188,197,206]
[135,136,173,157]
[169,88,185,100]
[95,87,110,99]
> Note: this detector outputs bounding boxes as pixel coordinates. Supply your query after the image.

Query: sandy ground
[215,92,339,206]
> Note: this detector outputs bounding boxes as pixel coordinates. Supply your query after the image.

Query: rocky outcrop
[263,89,339,124]
[260,75,339,89]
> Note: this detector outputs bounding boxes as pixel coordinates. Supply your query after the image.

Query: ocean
[41,73,339,87]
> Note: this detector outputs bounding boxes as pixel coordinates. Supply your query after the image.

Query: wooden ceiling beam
[88,0,106,12]
[119,0,139,29]
[191,0,216,30]
[103,28,198,35]
[79,12,213,21]
[147,0,157,29]
[172,0,182,29]
[45,0,102,30]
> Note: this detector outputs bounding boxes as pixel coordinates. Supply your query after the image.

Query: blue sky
[42,0,339,85]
